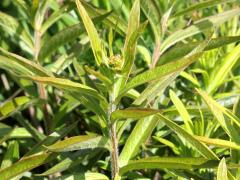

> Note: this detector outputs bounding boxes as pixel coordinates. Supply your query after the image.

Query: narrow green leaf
[195,136,240,150]
[122,21,148,75]
[217,158,228,180]
[0,96,42,121]
[85,66,112,86]
[40,2,74,34]
[111,108,161,122]
[140,0,161,41]
[158,36,240,66]
[0,11,33,48]
[160,8,240,54]
[54,172,109,180]
[46,135,109,152]
[156,113,218,159]
[26,76,106,101]
[80,0,127,35]
[119,53,202,97]
[0,48,53,77]
[120,157,219,175]
[14,113,45,142]
[40,11,112,61]
[0,153,54,179]
[39,149,102,176]
[24,122,78,157]
[196,89,240,143]
[76,0,107,65]
[173,0,235,17]
[122,0,140,74]
[1,141,19,169]
[119,116,158,166]
[39,23,83,61]
[207,44,240,94]
[169,90,194,134]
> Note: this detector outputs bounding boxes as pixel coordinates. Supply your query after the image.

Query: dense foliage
[0,0,240,179]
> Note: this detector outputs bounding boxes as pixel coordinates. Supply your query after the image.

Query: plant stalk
[108,89,119,179]
[34,19,51,134]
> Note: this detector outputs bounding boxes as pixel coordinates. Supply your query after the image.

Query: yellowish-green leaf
[169,90,194,134]
[217,158,228,180]
[196,89,240,143]
[46,135,109,152]
[27,76,106,102]
[76,0,107,65]
[160,8,240,54]
[156,113,218,159]
[54,172,109,180]
[0,153,54,179]
[207,44,240,94]
[195,136,240,150]
[119,53,202,97]
[111,108,161,122]
[1,141,19,169]
[0,48,53,77]
[173,0,235,17]
[158,36,240,66]
[122,0,140,74]
[0,96,41,121]
[0,11,33,49]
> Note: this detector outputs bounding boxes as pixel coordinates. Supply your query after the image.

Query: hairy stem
[108,90,119,179]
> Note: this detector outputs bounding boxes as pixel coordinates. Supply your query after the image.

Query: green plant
[0,0,240,179]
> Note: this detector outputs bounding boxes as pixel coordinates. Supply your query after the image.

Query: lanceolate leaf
[26,76,106,101]
[173,0,235,17]
[119,53,202,97]
[119,116,158,166]
[160,8,240,54]
[76,0,107,65]
[156,113,218,159]
[196,89,240,143]
[157,36,240,66]
[195,136,240,150]
[120,157,219,175]
[207,44,240,94]
[39,149,102,176]
[54,172,109,180]
[39,12,111,61]
[169,90,194,134]
[80,0,127,35]
[39,23,83,61]
[122,0,140,75]
[46,135,109,152]
[0,153,55,179]
[40,2,75,34]
[217,158,228,180]
[0,48,53,77]
[0,96,42,121]
[111,108,161,122]
[0,11,33,48]
[140,0,161,41]
[24,122,78,157]
[1,141,19,169]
